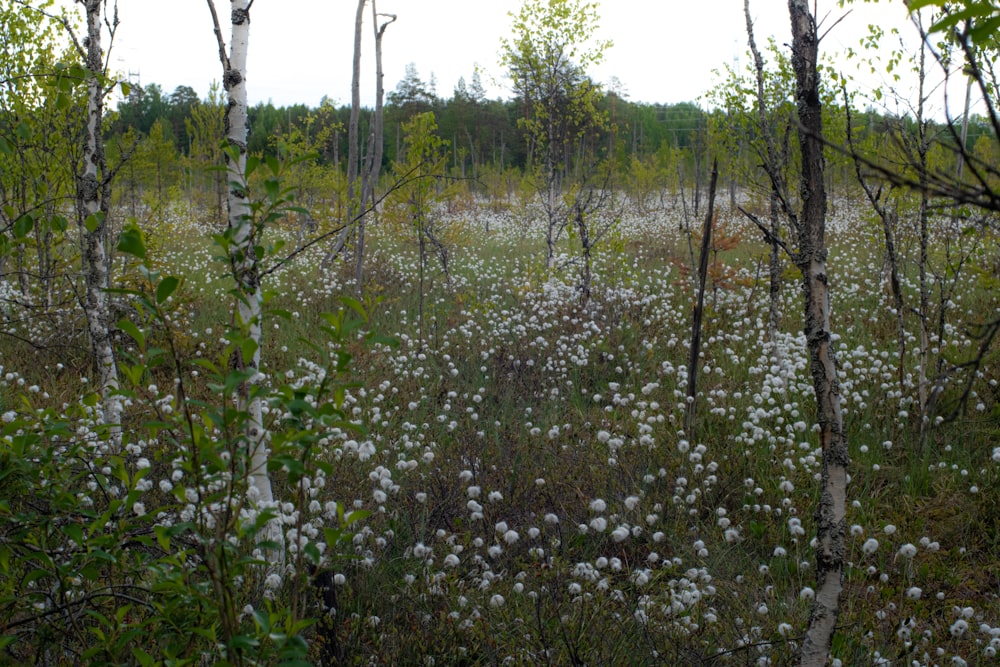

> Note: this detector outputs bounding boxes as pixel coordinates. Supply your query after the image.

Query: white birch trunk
[79,0,122,452]
[208,0,283,566]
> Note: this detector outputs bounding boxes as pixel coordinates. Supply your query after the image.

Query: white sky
[64,0,958,114]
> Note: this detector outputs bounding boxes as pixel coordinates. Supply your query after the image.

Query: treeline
[112,69,710,173]
[107,63,999,219]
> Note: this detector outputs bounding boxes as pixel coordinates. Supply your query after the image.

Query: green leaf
[120,81,131,97]
[117,318,145,349]
[62,522,84,545]
[342,509,370,527]
[50,215,68,233]
[303,541,322,565]
[156,276,180,304]
[339,295,368,321]
[240,337,258,364]
[968,15,1000,42]
[117,225,146,259]
[84,212,105,234]
[245,154,260,178]
[13,214,33,238]
[230,634,261,651]
[905,0,942,9]
[265,154,280,176]
[132,647,156,667]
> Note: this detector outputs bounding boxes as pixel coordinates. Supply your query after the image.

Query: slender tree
[684,161,718,438]
[744,1,791,348]
[347,0,364,240]
[355,2,395,295]
[500,0,610,271]
[206,0,283,564]
[76,0,122,452]
[787,2,849,664]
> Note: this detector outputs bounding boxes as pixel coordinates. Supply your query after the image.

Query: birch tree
[500,0,610,271]
[76,0,122,452]
[787,2,849,664]
[206,0,283,563]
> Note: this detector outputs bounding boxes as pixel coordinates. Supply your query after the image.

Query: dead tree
[684,161,719,438]
[787,2,849,664]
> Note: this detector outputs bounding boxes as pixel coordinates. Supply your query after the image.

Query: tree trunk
[78,0,122,452]
[207,0,282,565]
[745,0,786,348]
[347,0,365,282]
[789,2,848,665]
[354,4,394,296]
[685,161,718,438]
[913,19,931,448]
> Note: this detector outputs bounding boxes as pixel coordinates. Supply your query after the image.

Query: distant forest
[109,63,998,215]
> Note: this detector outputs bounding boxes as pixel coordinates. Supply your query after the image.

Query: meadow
[1,193,998,666]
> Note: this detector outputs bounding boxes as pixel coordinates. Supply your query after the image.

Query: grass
[1,196,998,665]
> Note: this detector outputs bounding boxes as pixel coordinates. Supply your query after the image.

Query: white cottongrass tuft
[862,538,879,555]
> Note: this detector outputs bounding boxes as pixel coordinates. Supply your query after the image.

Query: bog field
[1,194,998,666]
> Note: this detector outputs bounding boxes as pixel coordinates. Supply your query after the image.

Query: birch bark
[207,0,282,564]
[77,0,122,452]
[788,2,849,664]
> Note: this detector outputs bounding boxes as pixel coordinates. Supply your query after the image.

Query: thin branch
[1,586,153,632]
[818,9,852,43]
[738,206,794,259]
[260,164,427,277]
[205,0,230,74]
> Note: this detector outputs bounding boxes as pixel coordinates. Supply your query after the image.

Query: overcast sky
[67,0,948,113]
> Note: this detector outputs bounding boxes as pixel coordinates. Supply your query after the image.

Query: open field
[1,197,999,666]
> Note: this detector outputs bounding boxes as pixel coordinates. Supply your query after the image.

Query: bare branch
[205,0,230,74]
[737,206,794,259]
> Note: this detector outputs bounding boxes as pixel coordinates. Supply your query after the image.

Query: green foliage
[0,180,381,665]
[907,0,1000,47]
[0,1,91,310]
[500,0,611,174]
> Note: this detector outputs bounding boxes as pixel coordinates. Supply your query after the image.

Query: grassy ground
[1,196,998,665]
